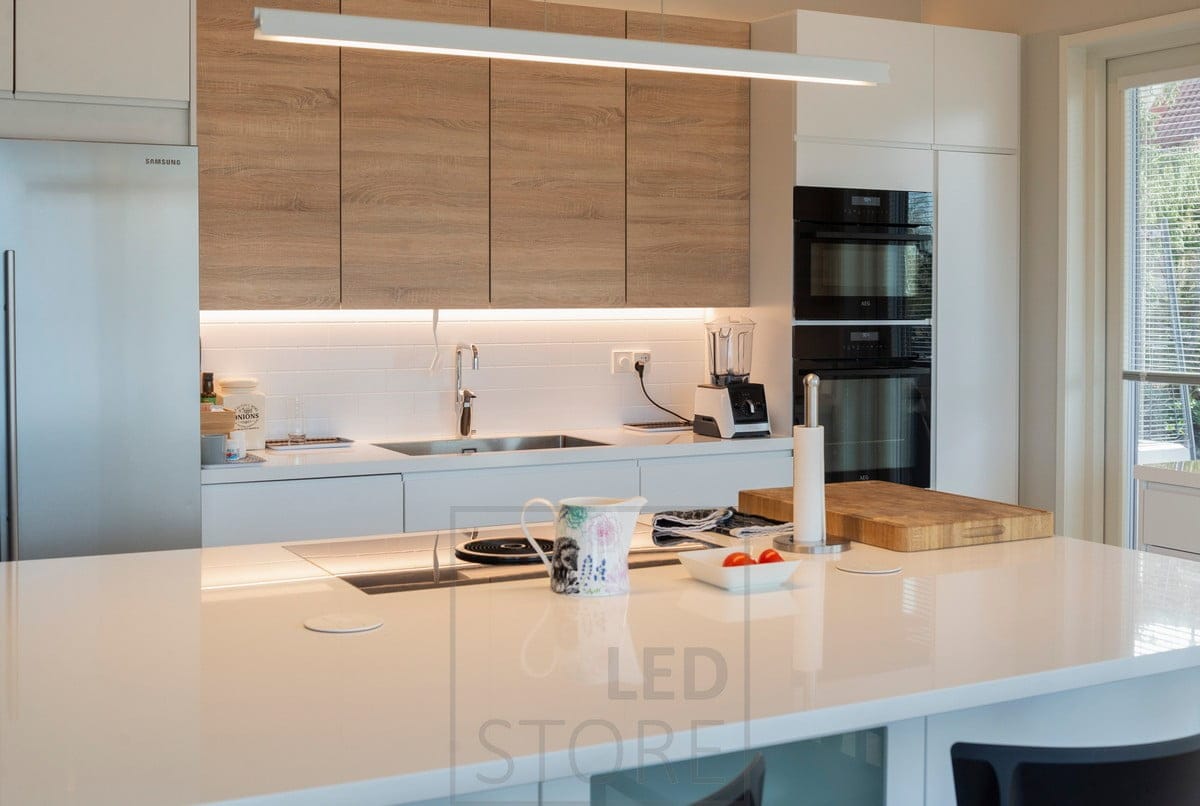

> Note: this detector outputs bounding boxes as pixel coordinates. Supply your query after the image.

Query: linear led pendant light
[253,7,890,86]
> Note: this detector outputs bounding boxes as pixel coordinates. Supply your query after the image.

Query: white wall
[200,314,708,441]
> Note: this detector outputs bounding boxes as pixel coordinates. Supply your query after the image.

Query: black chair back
[952,733,1200,806]
[693,752,766,806]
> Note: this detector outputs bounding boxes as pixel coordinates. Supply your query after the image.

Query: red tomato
[722,551,756,567]
[757,548,784,564]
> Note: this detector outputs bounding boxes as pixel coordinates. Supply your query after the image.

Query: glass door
[1107,46,1200,546]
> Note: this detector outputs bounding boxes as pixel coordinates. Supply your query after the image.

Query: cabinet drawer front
[640,453,793,512]
[202,475,405,547]
[795,142,933,193]
[1142,484,1200,555]
[404,461,640,532]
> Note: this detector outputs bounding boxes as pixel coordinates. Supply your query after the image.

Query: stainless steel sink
[374,435,609,456]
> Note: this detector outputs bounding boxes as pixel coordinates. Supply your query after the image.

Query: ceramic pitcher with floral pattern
[521,496,648,596]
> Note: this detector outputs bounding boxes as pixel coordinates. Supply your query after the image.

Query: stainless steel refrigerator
[0,139,201,560]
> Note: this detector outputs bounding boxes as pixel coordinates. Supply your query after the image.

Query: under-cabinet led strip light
[253,8,890,86]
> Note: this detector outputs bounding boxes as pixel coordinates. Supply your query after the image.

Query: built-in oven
[793,186,933,321]
[794,324,932,488]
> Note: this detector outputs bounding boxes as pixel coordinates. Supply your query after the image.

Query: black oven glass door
[796,367,932,487]
[795,230,932,321]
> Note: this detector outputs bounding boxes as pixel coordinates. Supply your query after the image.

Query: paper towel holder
[775,373,851,554]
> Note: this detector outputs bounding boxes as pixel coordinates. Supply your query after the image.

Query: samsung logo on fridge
[145,157,181,166]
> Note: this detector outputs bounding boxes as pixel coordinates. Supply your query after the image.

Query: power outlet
[611,350,652,374]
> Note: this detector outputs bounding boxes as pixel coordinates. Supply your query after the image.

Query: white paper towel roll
[793,425,826,544]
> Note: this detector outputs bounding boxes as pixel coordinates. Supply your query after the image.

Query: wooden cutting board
[738,481,1054,552]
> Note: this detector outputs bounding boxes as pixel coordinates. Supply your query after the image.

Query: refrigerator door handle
[3,250,16,562]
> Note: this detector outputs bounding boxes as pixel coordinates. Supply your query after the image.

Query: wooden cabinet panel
[341,0,491,308]
[197,0,341,309]
[626,13,749,307]
[490,0,626,308]
[15,0,190,102]
[933,25,1020,151]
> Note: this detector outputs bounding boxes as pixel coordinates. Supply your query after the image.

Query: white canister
[217,377,266,450]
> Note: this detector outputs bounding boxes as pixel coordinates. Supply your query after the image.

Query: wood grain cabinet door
[197,0,341,309]
[626,13,750,307]
[341,0,491,309]
[490,0,627,308]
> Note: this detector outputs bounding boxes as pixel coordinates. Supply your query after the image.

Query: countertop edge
[1134,462,1200,490]
[223,645,1200,805]
[200,433,794,485]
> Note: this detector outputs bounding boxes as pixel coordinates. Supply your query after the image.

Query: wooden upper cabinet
[626,13,750,307]
[197,0,341,309]
[341,0,491,308]
[490,0,627,308]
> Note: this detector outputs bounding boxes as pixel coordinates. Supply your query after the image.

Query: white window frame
[1104,46,1200,548]
[1058,10,1200,544]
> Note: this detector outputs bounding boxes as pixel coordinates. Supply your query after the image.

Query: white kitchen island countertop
[200,428,794,485]
[4,533,1200,804]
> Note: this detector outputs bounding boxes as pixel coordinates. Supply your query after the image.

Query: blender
[693,317,771,438]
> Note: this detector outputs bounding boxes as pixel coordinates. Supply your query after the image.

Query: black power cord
[635,360,692,425]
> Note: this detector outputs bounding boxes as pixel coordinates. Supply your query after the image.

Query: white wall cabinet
[640,452,793,511]
[788,11,934,146]
[1,1,13,96]
[934,150,1019,503]
[404,461,641,532]
[755,11,1018,153]
[202,475,405,547]
[933,25,1020,152]
[15,0,190,103]
[794,141,933,192]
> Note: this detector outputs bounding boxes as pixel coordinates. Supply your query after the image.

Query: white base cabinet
[640,452,793,511]
[403,461,641,532]
[934,150,1020,503]
[202,475,405,547]
[200,451,795,545]
[1139,481,1200,557]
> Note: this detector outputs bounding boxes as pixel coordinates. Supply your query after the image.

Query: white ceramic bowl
[678,547,805,593]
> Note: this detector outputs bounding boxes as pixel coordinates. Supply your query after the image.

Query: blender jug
[706,317,756,386]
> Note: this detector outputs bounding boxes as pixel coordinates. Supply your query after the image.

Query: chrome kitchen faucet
[455,344,479,438]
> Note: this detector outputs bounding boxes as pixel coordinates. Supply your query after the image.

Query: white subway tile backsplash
[201,314,709,438]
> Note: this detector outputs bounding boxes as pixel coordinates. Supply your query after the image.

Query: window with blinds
[1125,77,1200,459]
